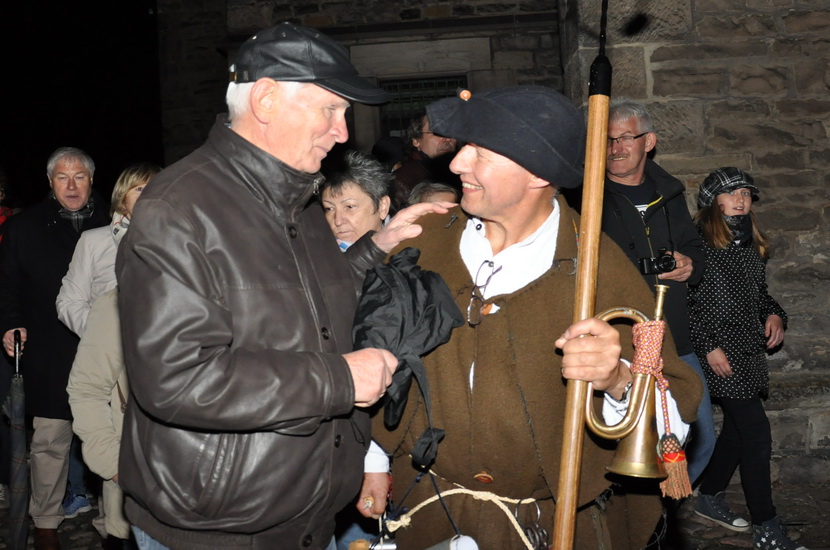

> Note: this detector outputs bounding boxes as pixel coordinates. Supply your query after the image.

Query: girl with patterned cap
[689,167,805,550]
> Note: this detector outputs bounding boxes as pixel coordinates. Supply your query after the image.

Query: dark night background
[2,1,165,210]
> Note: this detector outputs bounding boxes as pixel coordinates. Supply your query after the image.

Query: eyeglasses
[607,132,648,147]
[467,260,502,326]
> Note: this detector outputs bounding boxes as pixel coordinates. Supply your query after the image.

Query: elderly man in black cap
[359,86,702,549]
[116,22,450,550]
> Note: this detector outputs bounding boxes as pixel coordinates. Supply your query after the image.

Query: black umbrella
[353,247,464,469]
[2,330,29,550]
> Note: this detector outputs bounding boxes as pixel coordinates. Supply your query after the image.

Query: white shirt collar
[460,200,561,299]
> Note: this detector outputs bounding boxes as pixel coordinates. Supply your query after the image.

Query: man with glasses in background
[600,97,715,487]
[356,87,702,549]
[391,112,460,211]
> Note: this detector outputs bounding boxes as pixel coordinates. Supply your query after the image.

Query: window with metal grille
[379,75,468,138]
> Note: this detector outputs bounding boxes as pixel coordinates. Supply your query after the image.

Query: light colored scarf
[111,213,130,245]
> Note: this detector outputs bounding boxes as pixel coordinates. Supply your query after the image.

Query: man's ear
[644,131,657,153]
[529,174,551,190]
[249,78,279,123]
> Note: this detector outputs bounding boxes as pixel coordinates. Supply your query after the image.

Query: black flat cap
[426,86,585,188]
[231,22,389,105]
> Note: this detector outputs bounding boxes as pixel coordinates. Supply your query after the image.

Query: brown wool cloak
[373,198,702,549]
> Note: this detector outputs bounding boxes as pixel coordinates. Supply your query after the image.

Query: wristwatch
[618,380,634,403]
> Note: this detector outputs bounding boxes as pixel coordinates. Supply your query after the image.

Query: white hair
[225,80,308,122]
[226,82,256,121]
[47,147,96,178]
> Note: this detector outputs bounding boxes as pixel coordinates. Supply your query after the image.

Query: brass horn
[585,284,670,479]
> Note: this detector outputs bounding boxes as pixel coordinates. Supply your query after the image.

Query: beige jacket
[56,216,122,337]
[67,288,127,481]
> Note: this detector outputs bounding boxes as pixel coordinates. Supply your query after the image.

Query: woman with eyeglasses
[390,112,459,211]
[688,168,801,550]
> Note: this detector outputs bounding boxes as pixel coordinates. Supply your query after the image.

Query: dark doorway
[379,75,468,139]
[1,1,164,209]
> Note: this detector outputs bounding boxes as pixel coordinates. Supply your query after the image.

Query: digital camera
[638,248,676,275]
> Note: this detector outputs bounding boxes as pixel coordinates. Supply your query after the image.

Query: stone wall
[561,0,830,484]
[226,0,557,35]
[156,0,230,164]
[157,0,563,157]
[225,1,564,151]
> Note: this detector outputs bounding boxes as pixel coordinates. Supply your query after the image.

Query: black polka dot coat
[688,235,787,399]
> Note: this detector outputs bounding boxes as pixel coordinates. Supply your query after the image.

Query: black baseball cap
[231,22,390,105]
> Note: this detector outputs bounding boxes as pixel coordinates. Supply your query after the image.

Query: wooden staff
[552,4,613,548]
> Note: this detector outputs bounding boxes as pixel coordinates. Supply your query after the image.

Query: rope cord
[630,320,672,433]
[385,479,538,550]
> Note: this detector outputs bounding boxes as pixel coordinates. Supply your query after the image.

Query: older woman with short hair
[321,150,392,251]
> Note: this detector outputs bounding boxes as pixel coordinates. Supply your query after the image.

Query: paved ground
[2,481,828,549]
[661,482,830,550]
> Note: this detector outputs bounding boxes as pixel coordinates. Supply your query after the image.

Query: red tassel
[659,434,692,499]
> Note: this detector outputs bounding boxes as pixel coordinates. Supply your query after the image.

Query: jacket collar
[604,159,686,222]
[207,115,324,219]
[643,159,684,202]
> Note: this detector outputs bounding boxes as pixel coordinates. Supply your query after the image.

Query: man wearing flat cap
[359,86,702,548]
[116,22,449,550]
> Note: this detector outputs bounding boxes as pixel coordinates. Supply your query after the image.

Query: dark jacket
[391,150,459,211]
[391,149,432,211]
[688,234,787,399]
[0,194,109,419]
[601,159,704,356]
[116,116,386,549]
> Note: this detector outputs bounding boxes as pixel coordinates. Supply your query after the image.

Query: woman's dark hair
[694,205,770,259]
[403,112,427,152]
[321,150,391,211]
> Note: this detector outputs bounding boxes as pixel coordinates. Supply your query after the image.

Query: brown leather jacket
[116,117,385,549]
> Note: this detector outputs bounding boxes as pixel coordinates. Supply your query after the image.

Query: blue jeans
[133,527,170,550]
[336,520,378,550]
[679,352,716,484]
[335,505,379,550]
[67,436,89,497]
[133,526,337,550]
